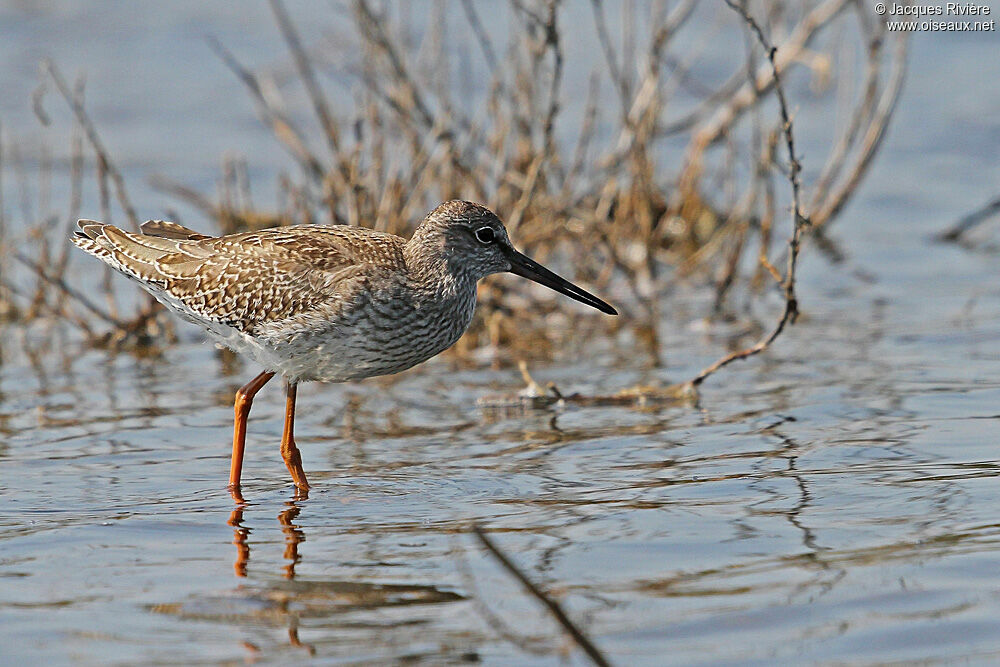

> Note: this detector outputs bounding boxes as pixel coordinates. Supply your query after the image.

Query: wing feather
[140,219,213,241]
[72,221,406,334]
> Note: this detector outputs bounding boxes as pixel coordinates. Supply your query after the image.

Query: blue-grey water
[1,2,1000,665]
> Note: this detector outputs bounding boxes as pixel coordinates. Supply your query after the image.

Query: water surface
[2,3,1000,665]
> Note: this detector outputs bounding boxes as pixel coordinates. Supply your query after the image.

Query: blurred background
[1,1,999,664]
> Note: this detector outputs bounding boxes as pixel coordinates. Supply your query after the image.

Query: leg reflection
[288,622,315,656]
[278,489,308,579]
[228,505,250,578]
[228,491,308,580]
[227,492,313,655]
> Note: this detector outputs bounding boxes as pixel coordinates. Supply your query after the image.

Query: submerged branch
[937,195,1000,244]
[473,525,610,667]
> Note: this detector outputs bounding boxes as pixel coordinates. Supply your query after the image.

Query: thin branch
[43,60,140,231]
[269,0,343,155]
[811,30,907,227]
[353,0,435,129]
[206,36,328,183]
[590,0,630,119]
[682,0,848,161]
[937,195,1000,243]
[54,75,86,278]
[683,0,811,391]
[808,2,881,214]
[460,0,500,71]
[14,251,125,329]
[472,525,610,667]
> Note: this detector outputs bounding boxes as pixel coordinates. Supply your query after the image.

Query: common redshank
[72,200,616,497]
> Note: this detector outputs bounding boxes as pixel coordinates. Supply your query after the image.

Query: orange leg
[229,371,275,497]
[281,380,310,491]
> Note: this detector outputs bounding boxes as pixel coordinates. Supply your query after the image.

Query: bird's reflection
[278,494,306,579]
[227,489,314,655]
[228,488,309,580]
[149,496,465,659]
[228,505,250,578]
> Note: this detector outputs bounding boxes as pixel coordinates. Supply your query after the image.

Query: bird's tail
[71,220,190,286]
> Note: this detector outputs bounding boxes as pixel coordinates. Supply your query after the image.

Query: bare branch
[206,36,329,184]
[473,525,610,667]
[43,60,140,230]
[683,0,812,391]
[269,0,343,155]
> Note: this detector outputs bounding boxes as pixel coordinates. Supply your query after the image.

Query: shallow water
[3,3,1000,665]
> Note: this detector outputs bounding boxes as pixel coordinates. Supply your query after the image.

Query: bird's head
[410,200,617,315]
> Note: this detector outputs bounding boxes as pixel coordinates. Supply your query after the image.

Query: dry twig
[681,0,811,392]
[43,60,140,231]
[25,2,901,365]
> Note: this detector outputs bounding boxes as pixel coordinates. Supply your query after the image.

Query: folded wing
[72,220,405,334]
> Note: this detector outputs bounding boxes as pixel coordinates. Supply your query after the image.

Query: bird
[72,200,617,498]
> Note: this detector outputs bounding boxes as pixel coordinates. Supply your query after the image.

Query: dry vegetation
[1,0,906,391]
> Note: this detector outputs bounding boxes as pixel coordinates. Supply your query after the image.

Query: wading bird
[73,201,616,498]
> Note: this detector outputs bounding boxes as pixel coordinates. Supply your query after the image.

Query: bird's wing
[72,222,405,333]
[139,219,213,241]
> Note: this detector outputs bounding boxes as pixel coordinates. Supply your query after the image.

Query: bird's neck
[403,236,477,298]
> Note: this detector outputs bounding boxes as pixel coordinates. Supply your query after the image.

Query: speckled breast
[254,278,479,383]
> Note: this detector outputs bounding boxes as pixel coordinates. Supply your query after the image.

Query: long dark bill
[505,248,617,315]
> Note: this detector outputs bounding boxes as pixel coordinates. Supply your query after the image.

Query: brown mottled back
[73,221,406,334]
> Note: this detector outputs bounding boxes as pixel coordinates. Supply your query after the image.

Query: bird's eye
[475,227,495,244]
